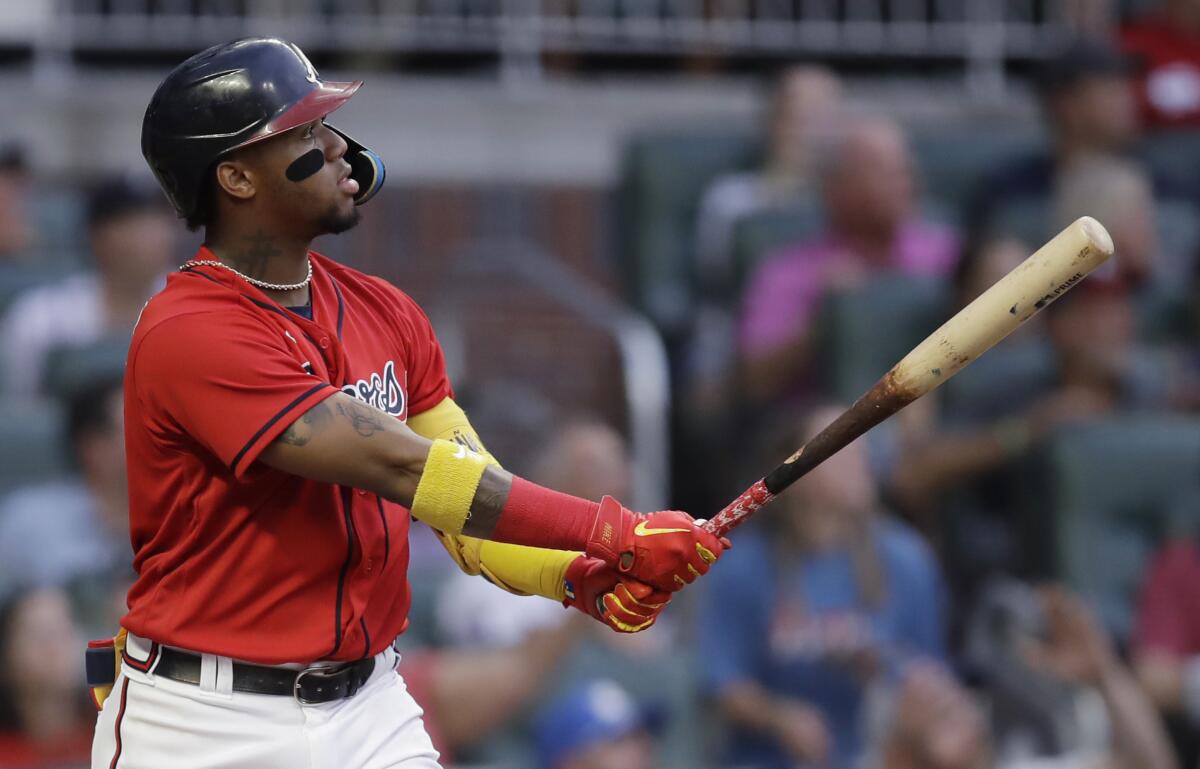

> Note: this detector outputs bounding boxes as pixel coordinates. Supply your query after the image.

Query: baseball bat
[704,216,1115,538]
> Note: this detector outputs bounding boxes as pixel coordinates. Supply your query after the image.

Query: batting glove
[585,498,730,592]
[563,556,670,633]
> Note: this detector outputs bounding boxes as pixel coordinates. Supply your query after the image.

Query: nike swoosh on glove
[585,499,730,592]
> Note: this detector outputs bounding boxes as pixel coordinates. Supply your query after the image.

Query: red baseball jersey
[122,247,452,664]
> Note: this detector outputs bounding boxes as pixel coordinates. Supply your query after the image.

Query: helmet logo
[286,41,319,85]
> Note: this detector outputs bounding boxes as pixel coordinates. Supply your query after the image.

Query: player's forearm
[260,392,432,503]
[889,426,1019,507]
[262,396,601,549]
[718,680,791,736]
[421,452,599,550]
[1098,660,1179,769]
[741,334,811,404]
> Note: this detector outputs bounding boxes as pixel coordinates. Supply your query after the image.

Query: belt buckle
[293,664,337,705]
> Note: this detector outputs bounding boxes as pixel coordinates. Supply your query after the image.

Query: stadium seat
[813,274,952,402]
[940,340,1055,424]
[721,203,823,303]
[0,398,66,491]
[0,262,78,315]
[40,335,131,401]
[30,186,87,266]
[909,124,1045,223]
[618,128,759,334]
[1021,415,1200,639]
[1139,130,1200,197]
[983,195,1052,248]
[1137,197,1200,342]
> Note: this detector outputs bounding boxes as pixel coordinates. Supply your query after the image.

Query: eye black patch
[285,148,324,182]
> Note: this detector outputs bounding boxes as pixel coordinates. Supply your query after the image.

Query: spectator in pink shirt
[738,116,958,403]
[1133,536,1200,766]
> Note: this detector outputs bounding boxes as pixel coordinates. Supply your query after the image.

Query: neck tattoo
[182,230,312,292]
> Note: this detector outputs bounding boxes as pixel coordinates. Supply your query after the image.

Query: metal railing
[37,0,1080,93]
[432,239,672,510]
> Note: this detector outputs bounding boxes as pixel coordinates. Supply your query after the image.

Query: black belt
[152,647,376,705]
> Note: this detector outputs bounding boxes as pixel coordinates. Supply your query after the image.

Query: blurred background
[2,1,1200,768]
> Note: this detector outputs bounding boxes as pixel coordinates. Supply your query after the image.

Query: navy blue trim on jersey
[359,617,371,659]
[248,297,294,319]
[107,678,130,769]
[375,497,390,571]
[328,485,357,657]
[331,277,346,340]
[286,304,314,320]
[247,296,324,348]
[229,382,332,475]
[180,267,225,287]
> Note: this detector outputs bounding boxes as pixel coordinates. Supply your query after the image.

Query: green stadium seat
[721,203,823,303]
[30,187,86,266]
[1021,415,1200,639]
[984,195,1052,247]
[41,335,130,401]
[0,399,66,491]
[1137,197,1200,342]
[618,128,759,334]
[909,125,1045,223]
[0,263,78,315]
[813,274,952,402]
[940,340,1055,424]
[1139,130,1200,196]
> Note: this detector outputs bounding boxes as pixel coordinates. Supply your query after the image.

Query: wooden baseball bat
[704,216,1115,538]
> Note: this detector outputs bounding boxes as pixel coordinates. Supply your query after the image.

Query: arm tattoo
[335,400,387,437]
[462,467,512,539]
[278,401,332,446]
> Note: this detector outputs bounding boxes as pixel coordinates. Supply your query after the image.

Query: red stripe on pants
[108,678,130,769]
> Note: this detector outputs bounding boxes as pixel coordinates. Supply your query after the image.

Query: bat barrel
[890,216,1114,395]
[704,216,1114,538]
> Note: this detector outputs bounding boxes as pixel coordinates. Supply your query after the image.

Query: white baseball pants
[92,635,442,769]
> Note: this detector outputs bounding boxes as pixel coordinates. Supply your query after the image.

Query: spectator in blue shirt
[699,404,946,769]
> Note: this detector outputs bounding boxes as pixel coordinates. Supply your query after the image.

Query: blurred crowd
[4,2,1200,769]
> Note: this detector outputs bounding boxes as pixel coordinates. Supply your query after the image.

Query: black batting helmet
[141,37,385,222]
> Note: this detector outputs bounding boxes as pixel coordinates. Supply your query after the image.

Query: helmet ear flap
[328,125,385,205]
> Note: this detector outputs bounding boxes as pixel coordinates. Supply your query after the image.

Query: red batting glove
[585,498,730,592]
[563,556,671,633]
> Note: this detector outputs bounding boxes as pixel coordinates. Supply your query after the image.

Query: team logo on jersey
[342,360,406,418]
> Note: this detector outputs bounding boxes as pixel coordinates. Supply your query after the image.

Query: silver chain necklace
[180,258,313,292]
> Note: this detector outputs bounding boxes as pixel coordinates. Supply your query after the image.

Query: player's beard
[318,204,361,236]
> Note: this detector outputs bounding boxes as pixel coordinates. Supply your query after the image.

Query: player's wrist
[583,496,635,568]
[489,476,600,550]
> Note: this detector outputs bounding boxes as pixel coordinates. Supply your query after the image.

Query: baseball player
[88,37,728,769]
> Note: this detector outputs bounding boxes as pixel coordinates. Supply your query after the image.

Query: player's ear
[214,158,257,202]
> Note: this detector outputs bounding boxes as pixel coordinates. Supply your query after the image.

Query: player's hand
[770,699,832,766]
[585,498,730,592]
[562,556,670,633]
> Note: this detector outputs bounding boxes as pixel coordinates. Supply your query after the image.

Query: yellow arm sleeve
[408,397,578,601]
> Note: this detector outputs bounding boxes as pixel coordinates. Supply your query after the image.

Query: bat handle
[702,479,775,538]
